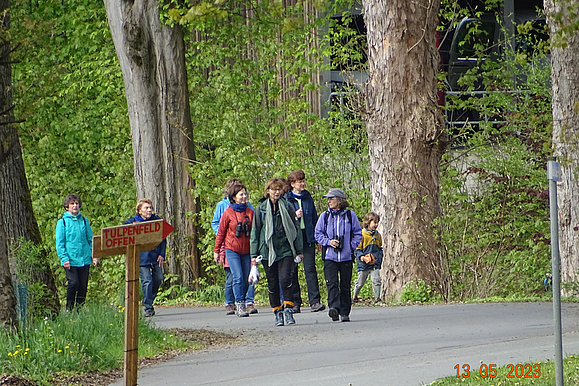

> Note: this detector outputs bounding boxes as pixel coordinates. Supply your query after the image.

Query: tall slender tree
[362,0,447,299]
[0,0,59,317]
[104,0,200,285]
[544,0,579,288]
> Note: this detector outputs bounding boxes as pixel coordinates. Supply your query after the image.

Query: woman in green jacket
[250,178,303,326]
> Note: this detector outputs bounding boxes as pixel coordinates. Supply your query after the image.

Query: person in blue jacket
[55,194,97,311]
[124,198,166,317]
[285,170,325,313]
[314,188,362,322]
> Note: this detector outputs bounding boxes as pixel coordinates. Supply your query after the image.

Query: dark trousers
[324,259,353,316]
[292,232,321,306]
[65,265,90,311]
[262,256,294,308]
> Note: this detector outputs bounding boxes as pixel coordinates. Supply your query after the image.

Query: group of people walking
[213,171,385,326]
[55,173,385,325]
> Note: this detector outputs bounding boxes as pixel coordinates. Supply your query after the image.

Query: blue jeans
[225,249,251,304]
[140,264,164,313]
[224,268,255,305]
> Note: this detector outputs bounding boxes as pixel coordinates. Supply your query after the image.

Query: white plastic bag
[248,255,262,285]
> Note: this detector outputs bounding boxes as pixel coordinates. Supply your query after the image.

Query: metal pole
[548,157,564,386]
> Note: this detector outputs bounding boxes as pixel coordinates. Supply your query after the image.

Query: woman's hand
[214,252,220,264]
[295,208,303,219]
[329,239,340,248]
[92,258,99,266]
[63,261,71,270]
[157,255,164,269]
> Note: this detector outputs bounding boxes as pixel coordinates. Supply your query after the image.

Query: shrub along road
[108,302,579,386]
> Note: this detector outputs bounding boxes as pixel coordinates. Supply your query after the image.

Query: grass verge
[0,303,213,385]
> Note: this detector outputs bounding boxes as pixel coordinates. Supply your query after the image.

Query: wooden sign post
[93,219,174,386]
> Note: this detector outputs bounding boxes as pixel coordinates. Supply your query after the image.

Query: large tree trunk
[362,0,447,299]
[0,217,18,330]
[545,0,579,289]
[0,0,60,316]
[104,0,200,286]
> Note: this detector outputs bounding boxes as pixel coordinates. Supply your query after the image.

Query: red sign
[101,219,174,250]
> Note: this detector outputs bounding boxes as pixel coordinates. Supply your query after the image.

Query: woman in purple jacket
[314,188,362,322]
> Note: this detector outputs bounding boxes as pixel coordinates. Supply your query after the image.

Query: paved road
[109,302,579,386]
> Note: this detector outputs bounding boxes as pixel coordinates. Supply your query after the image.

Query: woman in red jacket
[214,182,254,317]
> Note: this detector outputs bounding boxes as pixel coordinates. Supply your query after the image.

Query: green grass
[430,356,579,386]
[0,303,190,385]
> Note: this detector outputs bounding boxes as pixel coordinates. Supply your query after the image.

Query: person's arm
[287,203,303,255]
[314,213,331,247]
[350,211,364,252]
[250,206,262,258]
[214,210,229,254]
[55,219,69,268]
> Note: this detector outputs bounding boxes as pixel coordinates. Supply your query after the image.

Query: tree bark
[545,0,579,289]
[362,0,447,299]
[104,0,200,286]
[0,0,60,317]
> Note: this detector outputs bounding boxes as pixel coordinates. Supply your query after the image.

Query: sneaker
[328,308,339,322]
[292,304,301,314]
[274,309,284,326]
[246,303,258,314]
[144,310,155,317]
[225,304,235,315]
[284,307,296,325]
[237,303,249,317]
[341,315,350,322]
[310,302,326,312]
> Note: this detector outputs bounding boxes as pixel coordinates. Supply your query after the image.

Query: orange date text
[454,363,541,379]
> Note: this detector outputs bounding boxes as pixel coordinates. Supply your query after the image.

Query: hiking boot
[328,308,339,322]
[225,304,235,315]
[341,315,350,322]
[246,303,258,314]
[274,309,284,326]
[144,310,155,317]
[292,304,301,314]
[237,303,249,317]
[284,307,296,325]
[310,302,326,312]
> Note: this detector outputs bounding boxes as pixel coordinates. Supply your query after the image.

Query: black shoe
[274,310,284,326]
[341,315,350,322]
[144,310,155,317]
[310,302,326,312]
[328,308,339,322]
[284,307,296,325]
[292,304,301,314]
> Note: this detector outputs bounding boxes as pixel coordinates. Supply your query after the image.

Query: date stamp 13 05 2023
[455,363,541,379]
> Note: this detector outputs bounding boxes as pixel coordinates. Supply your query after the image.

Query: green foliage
[12,0,134,302]
[0,303,188,385]
[400,279,439,304]
[439,7,552,301]
[10,238,53,321]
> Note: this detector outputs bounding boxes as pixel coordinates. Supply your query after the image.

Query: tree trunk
[0,0,60,316]
[104,0,200,286]
[545,0,579,289]
[362,0,447,299]
[0,216,18,330]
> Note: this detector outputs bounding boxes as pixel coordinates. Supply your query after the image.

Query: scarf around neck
[264,199,297,266]
[230,202,247,212]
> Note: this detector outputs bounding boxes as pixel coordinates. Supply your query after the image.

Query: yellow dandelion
[16,345,20,348]
[110,323,113,326]
[70,351,73,354]
[25,348,29,351]
[58,349,62,353]
[14,350,19,355]
[65,346,69,349]
[169,335,174,337]
[24,352,28,355]
[7,352,12,356]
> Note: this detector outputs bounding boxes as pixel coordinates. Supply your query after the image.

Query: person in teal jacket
[55,194,97,311]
